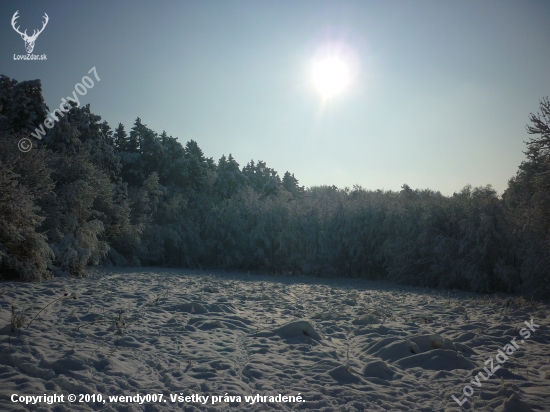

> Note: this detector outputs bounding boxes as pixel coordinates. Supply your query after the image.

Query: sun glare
[312,57,350,99]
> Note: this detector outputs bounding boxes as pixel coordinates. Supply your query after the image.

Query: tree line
[0,75,548,298]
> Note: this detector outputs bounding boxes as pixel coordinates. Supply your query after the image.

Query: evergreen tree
[140,126,162,178]
[66,104,121,181]
[158,132,186,187]
[118,117,147,186]
[127,117,143,153]
[182,139,209,193]
[282,171,304,196]
[242,160,281,197]
[3,77,48,134]
[0,75,18,132]
[113,123,129,150]
[42,102,82,154]
[214,154,246,198]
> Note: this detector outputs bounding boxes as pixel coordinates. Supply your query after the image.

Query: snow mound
[352,310,383,325]
[365,333,463,366]
[364,336,400,354]
[497,393,534,412]
[116,336,141,347]
[328,365,362,383]
[362,360,395,380]
[171,302,208,313]
[454,342,475,354]
[312,311,336,320]
[409,334,455,351]
[394,349,475,370]
[376,339,421,362]
[198,319,226,330]
[49,351,91,374]
[262,320,322,340]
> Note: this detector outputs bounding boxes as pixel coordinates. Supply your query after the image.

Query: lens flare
[312,56,350,98]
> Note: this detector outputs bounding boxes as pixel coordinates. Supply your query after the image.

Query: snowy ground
[0,268,549,411]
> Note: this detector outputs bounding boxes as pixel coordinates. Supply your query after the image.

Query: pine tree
[242,160,281,197]
[127,117,143,153]
[140,125,162,177]
[66,104,121,181]
[182,139,209,193]
[282,171,304,196]
[214,154,245,198]
[158,132,186,187]
[118,117,147,186]
[113,123,129,150]
[3,80,49,133]
[0,75,18,132]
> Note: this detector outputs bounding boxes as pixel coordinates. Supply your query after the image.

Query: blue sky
[1,0,549,194]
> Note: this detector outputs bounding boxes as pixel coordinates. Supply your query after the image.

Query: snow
[0,267,549,411]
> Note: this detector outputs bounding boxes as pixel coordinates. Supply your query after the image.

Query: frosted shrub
[52,221,109,276]
[40,152,117,276]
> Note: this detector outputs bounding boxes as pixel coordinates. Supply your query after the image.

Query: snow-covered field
[0,268,549,411]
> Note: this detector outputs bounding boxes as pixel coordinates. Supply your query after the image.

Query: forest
[1,75,549,298]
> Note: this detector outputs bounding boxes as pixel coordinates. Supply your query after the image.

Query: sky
[1,0,549,195]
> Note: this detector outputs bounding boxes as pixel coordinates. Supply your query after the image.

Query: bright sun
[312,57,350,99]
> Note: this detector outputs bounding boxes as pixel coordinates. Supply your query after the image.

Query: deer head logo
[11,11,49,54]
